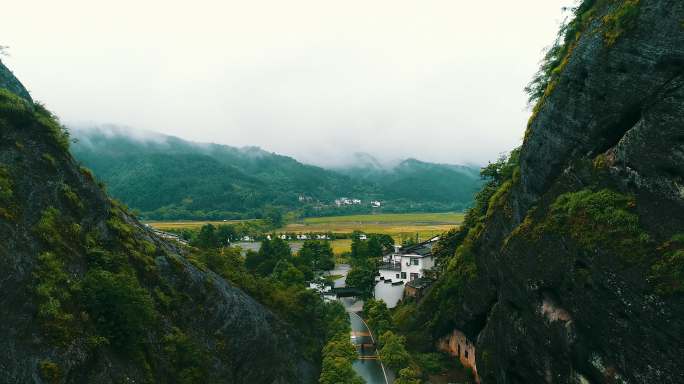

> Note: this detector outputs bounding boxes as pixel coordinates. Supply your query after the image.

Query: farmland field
[144,219,257,231]
[146,212,464,255]
[301,212,464,225]
[282,212,464,254]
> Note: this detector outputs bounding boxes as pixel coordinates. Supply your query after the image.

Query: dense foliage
[345,233,393,297]
[318,302,363,384]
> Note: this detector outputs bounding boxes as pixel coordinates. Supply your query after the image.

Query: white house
[371,200,382,208]
[279,234,288,240]
[358,234,368,240]
[241,235,252,242]
[374,237,439,308]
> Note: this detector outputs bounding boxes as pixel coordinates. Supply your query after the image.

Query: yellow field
[301,212,464,225]
[145,219,253,231]
[282,212,464,254]
[146,212,464,255]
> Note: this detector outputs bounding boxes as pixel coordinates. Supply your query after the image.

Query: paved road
[340,298,391,384]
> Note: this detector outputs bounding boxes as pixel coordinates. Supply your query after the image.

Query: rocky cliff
[0,62,314,383]
[416,1,684,383]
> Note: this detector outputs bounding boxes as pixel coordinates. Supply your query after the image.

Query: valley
[1,1,683,383]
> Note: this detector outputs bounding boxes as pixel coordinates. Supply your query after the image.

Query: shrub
[38,360,61,384]
[650,234,684,296]
[33,102,70,151]
[0,88,32,123]
[81,269,156,350]
[0,165,15,219]
[378,331,411,370]
[163,327,209,384]
[546,188,651,263]
[395,367,422,384]
[524,0,596,104]
[319,356,364,384]
[61,183,84,211]
[414,352,450,374]
[364,299,395,338]
[603,0,640,46]
[33,252,75,342]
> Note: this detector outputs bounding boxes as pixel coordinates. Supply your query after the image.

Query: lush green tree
[298,240,335,271]
[216,224,237,246]
[318,301,363,384]
[81,269,156,350]
[245,237,292,276]
[345,263,377,298]
[163,327,209,384]
[194,224,218,249]
[262,206,284,228]
[323,301,351,340]
[372,234,395,253]
[273,261,305,286]
[364,299,395,337]
[347,233,380,298]
[378,331,411,370]
[350,232,368,262]
[367,235,384,258]
[319,356,364,384]
[199,247,243,273]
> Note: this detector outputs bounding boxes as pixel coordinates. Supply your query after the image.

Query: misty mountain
[69,126,483,219]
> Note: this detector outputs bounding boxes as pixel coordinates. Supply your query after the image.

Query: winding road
[340,297,393,384]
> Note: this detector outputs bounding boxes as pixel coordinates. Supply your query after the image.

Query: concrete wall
[437,329,480,383]
[373,280,404,308]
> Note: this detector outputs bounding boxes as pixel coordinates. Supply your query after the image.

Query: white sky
[3,0,571,167]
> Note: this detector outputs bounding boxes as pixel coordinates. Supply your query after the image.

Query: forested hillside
[70,126,483,220]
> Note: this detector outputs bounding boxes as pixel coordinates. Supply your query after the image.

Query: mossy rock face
[0,60,32,102]
[414,1,684,382]
[0,65,317,383]
[0,165,16,219]
[650,234,684,296]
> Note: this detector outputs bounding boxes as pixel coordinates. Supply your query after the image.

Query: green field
[145,219,257,231]
[301,212,464,225]
[146,212,464,255]
[282,212,464,254]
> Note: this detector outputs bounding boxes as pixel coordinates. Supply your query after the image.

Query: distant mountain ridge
[70,126,484,220]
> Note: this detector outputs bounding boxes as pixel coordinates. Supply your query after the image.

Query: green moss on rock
[33,252,76,343]
[650,234,684,296]
[0,165,16,219]
[544,188,651,263]
[603,0,641,46]
[38,360,61,384]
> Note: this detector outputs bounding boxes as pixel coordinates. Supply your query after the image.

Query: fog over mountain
[3,0,569,167]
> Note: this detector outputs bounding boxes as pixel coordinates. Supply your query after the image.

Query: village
[148,222,479,383]
[307,235,479,383]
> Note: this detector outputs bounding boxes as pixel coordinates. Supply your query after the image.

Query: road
[340,297,393,384]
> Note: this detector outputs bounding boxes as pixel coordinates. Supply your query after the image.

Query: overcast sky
[3,0,571,167]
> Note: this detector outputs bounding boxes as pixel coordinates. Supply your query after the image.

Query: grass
[301,212,464,225]
[147,212,464,255]
[289,212,463,255]
[145,219,256,231]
